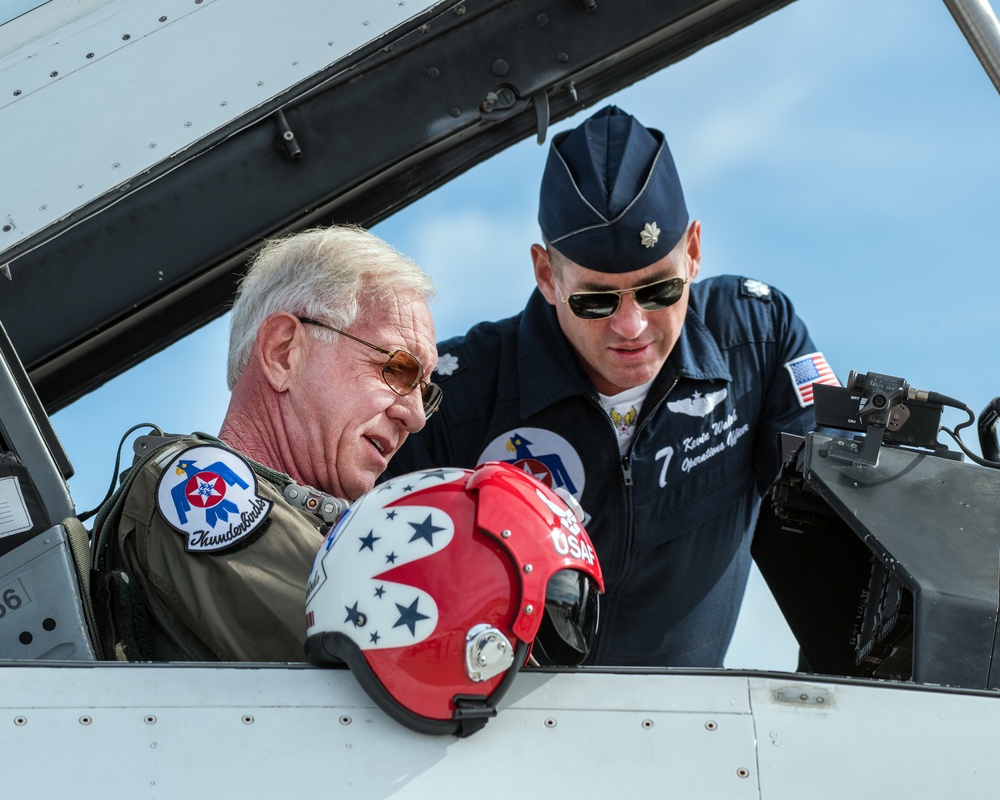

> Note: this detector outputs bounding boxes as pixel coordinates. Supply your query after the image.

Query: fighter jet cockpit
[0,321,94,661]
[754,369,1000,690]
[3,0,1000,792]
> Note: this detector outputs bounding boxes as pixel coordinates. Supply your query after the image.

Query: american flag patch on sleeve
[784,352,839,407]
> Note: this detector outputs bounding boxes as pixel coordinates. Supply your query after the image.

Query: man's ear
[255,312,306,392]
[686,220,702,281]
[531,244,558,305]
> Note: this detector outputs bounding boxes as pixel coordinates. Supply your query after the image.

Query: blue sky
[52,0,1000,670]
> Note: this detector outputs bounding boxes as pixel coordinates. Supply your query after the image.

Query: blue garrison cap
[538,106,689,273]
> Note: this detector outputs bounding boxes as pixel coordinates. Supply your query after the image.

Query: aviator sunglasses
[558,276,690,320]
[298,317,443,418]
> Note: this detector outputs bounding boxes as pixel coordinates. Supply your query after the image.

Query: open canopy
[0,0,796,412]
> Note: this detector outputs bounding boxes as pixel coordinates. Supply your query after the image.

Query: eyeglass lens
[568,277,687,319]
[299,317,442,417]
[383,352,442,417]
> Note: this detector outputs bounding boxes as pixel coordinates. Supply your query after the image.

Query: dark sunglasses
[298,317,443,418]
[558,276,690,320]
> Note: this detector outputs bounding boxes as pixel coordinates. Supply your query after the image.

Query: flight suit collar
[517,290,591,417]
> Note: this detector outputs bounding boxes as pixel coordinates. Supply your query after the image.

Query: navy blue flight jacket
[386,275,827,667]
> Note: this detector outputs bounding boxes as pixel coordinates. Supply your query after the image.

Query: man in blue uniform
[386,106,837,667]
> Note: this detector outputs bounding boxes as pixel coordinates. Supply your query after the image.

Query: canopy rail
[945,0,1000,93]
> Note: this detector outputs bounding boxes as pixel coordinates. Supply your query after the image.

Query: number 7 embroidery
[655,446,674,488]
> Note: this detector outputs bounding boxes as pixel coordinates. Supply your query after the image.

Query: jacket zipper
[590,375,680,662]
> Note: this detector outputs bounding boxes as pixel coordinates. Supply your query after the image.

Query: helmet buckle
[465,624,514,682]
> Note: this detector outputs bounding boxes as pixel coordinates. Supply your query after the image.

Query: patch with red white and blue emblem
[784,352,840,408]
[476,427,587,520]
[154,444,273,553]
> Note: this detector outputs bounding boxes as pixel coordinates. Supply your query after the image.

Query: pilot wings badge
[155,444,273,553]
[667,388,729,418]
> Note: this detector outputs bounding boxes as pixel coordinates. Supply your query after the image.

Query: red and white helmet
[305,462,604,736]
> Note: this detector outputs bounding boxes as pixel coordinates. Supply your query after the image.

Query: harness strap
[62,514,103,659]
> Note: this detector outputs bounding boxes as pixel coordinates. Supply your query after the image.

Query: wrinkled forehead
[354,290,437,365]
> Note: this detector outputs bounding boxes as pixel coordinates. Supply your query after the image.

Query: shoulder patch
[740,278,772,301]
[477,428,587,520]
[155,444,273,553]
[784,352,840,408]
[433,352,462,379]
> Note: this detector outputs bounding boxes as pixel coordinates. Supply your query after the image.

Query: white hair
[226,225,435,388]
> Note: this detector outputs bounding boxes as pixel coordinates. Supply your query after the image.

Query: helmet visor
[535,569,600,666]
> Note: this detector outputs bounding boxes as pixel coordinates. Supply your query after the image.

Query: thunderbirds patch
[477,427,585,504]
[155,445,272,553]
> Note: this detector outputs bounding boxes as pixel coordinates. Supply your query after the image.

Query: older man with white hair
[93,225,440,662]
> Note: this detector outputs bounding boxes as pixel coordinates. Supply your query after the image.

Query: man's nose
[609,292,649,338]
[390,389,426,432]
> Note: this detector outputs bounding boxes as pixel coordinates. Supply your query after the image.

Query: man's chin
[598,365,660,394]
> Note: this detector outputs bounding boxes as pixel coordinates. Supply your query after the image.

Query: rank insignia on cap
[155,444,273,553]
[640,222,660,249]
